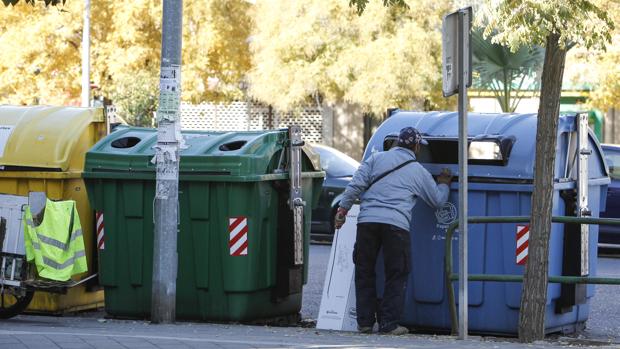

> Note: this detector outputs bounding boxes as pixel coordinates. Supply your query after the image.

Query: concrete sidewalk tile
[54,343,93,349]
[113,336,145,342]
[191,343,232,349]
[0,336,21,344]
[48,335,84,343]
[19,339,58,344]
[18,338,59,346]
[121,337,159,344]
[147,338,185,346]
[88,342,126,349]
[108,337,137,344]
[79,338,124,349]
[18,345,60,349]
[154,344,193,349]
[186,341,226,349]
[0,344,27,349]
[116,342,157,349]
[114,338,158,348]
[216,341,254,348]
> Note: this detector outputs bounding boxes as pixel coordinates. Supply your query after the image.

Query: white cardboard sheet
[316,205,359,331]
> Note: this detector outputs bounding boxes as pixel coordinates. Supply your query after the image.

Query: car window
[314,146,359,177]
[604,147,620,180]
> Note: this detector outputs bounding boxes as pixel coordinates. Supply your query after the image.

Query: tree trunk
[518,33,567,342]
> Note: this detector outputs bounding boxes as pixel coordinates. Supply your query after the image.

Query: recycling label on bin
[435,202,457,229]
[0,125,14,158]
[430,202,459,241]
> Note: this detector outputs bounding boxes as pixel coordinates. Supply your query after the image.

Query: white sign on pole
[157,65,182,122]
[442,7,472,97]
[316,205,359,332]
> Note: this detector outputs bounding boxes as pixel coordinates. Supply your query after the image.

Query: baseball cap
[398,126,428,147]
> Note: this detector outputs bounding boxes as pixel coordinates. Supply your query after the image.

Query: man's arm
[334,156,373,229]
[417,168,452,209]
[338,156,373,211]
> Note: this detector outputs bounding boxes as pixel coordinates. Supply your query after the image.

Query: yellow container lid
[0,106,104,171]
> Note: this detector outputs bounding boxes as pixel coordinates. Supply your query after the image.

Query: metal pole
[152,0,183,324]
[80,0,90,107]
[576,113,591,276]
[457,9,469,340]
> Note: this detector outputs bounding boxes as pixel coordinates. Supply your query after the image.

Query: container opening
[469,141,503,161]
[383,134,514,166]
[605,152,620,180]
[0,165,63,172]
[219,140,247,151]
[383,133,399,151]
[111,137,141,149]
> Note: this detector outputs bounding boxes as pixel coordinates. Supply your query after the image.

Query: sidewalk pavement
[0,314,617,349]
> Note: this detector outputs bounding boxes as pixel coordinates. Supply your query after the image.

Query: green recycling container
[83,126,324,321]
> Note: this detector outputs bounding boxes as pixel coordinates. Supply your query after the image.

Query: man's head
[397,126,427,153]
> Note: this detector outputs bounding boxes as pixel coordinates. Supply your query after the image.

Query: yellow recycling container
[0,105,107,314]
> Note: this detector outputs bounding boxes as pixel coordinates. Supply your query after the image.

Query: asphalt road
[583,256,620,341]
[302,244,620,342]
[300,244,331,321]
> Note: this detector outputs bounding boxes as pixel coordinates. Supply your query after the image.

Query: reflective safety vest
[23,199,88,281]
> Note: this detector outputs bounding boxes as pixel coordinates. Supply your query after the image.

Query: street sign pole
[152,0,183,324]
[442,6,471,340]
[457,8,469,340]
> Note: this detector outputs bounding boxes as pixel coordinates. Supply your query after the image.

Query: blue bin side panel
[401,182,601,335]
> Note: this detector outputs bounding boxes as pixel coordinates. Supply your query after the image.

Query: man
[335,126,452,335]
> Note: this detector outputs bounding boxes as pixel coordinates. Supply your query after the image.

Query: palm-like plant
[472,28,545,112]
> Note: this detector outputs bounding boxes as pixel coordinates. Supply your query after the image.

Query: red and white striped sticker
[516,224,529,265]
[229,217,248,256]
[96,212,105,250]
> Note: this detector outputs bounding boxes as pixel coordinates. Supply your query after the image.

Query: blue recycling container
[367,111,610,335]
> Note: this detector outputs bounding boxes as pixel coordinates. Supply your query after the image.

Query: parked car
[600,144,620,247]
[311,144,360,242]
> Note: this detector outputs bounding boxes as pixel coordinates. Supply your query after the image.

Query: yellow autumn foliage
[248,0,454,115]
[0,0,252,119]
[586,0,620,111]
[480,0,613,52]
[1,0,460,120]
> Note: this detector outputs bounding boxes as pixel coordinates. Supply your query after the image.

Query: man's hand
[437,168,453,185]
[334,207,348,229]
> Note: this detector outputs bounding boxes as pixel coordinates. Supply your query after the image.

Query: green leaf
[472,27,545,112]
[349,0,409,15]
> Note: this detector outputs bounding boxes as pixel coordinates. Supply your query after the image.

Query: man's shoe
[358,326,373,334]
[385,326,408,335]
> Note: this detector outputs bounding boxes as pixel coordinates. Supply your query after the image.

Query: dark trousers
[353,222,411,332]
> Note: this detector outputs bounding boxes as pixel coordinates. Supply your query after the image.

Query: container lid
[0,106,104,171]
[365,111,608,181]
[84,126,322,180]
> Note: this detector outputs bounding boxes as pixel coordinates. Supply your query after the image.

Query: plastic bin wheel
[0,288,34,319]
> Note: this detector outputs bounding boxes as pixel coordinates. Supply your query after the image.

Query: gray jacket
[339,146,450,231]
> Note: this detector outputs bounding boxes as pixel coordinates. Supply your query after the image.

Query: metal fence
[179,102,326,144]
[444,215,620,336]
